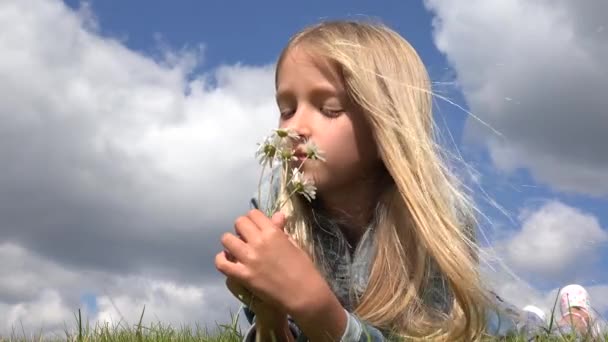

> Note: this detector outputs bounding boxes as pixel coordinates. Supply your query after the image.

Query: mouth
[291,152,309,165]
[293,149,307,160]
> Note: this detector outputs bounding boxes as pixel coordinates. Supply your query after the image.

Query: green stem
[269,156,311,215]
[266,163,278,217]
[257,164,266,212]
[268,160,289,215]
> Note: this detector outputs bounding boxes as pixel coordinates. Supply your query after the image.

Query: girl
[216,20,520,341]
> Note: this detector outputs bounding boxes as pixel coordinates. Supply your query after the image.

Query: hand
[225,212,289,323]
[215,209,331,318]
[226,276,286,322]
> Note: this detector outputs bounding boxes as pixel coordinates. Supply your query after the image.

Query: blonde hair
[275,20,492,340]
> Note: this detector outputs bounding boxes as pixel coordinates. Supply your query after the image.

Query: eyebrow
[275,85,345,102]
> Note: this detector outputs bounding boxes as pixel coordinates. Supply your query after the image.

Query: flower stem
[257,164,266,212]
[272,188,300,215]
[266,164,278,217]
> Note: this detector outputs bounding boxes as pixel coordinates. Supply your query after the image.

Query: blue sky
[0,0,606,335]
[73,0,608,305]
[62,0,606,231]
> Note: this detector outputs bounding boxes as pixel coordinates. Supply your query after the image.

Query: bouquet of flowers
[224,128,325,264]
[254,128,325,217]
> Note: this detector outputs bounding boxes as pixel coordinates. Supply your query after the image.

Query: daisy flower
[303,140,326,162]
[289,168,317,202]
[255,136,278,167]
[274,128,300,140]
[254,127,324,215]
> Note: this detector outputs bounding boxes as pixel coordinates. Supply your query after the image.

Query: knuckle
[243,249,257,264]
[265,228,281,240]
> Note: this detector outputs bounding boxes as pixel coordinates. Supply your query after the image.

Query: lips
[293,148,307,160]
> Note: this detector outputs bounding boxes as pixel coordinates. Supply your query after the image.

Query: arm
[243,307,388,342]
[289,284,388,342]
[244,172,387,341]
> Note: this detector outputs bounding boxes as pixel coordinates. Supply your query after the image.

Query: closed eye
[279,109,295,119]
[321,107,344,118]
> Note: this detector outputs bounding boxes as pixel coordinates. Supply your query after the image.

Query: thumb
[271,212,299,248]
[270,211,286,231]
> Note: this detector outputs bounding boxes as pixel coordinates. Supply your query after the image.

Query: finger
[270,212,299,247]
[224,249,236,262]
[234,216,260,243]
[248,209,276,233]
[215,250,247,277]
[220,232,250,263]
[270,211,287,230]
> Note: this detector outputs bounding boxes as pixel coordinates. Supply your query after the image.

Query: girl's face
[276,46,381,195]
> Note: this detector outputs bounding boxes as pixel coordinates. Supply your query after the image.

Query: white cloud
[503,201,608,281]
[482,201,608,323]
[425,0,608,195]
[0,290,75,337]
[484,270,608,328]
[0,0,274,335]
[94,278,235,330]
[0,242,246,336]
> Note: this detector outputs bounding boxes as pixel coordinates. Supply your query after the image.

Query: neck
[316,165,390,245]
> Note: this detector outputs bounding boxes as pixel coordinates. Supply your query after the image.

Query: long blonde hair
[275,20,491,340]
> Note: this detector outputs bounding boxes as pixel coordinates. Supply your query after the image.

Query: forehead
[276,45,344,92]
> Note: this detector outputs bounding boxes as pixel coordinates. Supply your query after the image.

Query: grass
[1,306,606,342]
[0,307,245,342]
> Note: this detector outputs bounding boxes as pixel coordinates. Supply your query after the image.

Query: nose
[285,107,312,141]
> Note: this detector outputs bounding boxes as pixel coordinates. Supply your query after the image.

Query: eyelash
[280,110,295,119]
[280,107,343,119]
[321,108,343,118]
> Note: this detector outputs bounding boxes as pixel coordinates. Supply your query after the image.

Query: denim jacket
[241,168,525,341]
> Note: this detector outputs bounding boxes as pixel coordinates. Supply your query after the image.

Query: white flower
[289,168,317,202]
[278,146,297,163]
[274,128,299,141]
[255,128,302,166]
[303,140,326,162]
[255,136,278,167]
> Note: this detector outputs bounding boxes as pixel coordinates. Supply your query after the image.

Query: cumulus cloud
[482,201,608,320]
[0,0,276,334]
[484,271,608,329]
[504,201,608,281]
[94,278,237,331]
[425,0,608,195]
[0,243,242,336]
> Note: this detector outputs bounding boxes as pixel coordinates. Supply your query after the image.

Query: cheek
[318,126,359,163]
[324,121,377,167]
[313,126,377,185]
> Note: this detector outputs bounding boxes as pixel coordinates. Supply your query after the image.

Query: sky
[0,0,607,336]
